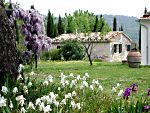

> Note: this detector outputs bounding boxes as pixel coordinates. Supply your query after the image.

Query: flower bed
[0,72,149,113]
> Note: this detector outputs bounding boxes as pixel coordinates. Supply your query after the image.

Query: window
[57,46,61,49]
[127,45,130,51]
[119,44,122,53]
[114,44,117,53]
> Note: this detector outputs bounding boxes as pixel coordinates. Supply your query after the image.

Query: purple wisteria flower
[147,89,150,96]
[123,88,131,100]
[130,83,138,92]
[144,105,150,112]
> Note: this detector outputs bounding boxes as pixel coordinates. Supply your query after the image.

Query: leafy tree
[66,14,77,33]
[46,10,55,38]
[58,15,64,35]
[113,17,117,31]
[63,10,111,65]
[61,40,85,60]
[73,10,95,33]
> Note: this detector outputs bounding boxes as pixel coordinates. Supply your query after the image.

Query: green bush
[49,49,61,60]
[61,40,85,60]
[41,51,50,60]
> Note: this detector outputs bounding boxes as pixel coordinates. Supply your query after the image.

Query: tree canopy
[64,10,111,34]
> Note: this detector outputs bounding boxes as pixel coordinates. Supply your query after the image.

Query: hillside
[102,15,140,42]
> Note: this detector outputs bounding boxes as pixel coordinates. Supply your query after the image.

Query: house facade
[139,12,150,65]
[52,31,132,62]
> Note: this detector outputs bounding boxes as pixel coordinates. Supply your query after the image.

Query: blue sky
[6,0,150,17]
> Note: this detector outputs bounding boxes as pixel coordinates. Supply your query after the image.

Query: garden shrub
[49,49,61,60]
[61,40,85,60]
[41,51,50,61]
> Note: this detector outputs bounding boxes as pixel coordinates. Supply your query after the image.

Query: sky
[5,0,150,17]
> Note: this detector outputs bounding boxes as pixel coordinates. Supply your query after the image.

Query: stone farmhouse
[52,31,132,62]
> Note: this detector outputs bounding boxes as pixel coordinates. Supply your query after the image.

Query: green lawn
[25,61,150,92]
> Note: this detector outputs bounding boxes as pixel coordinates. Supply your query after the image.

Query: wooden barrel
[127,50,141,68]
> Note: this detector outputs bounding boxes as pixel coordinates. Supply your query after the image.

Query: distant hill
[102,15,140,43]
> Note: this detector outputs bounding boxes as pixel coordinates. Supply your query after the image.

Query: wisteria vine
[9,3,52,68]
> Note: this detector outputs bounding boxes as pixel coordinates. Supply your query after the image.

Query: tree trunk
[0,2,19,87]
[35,54,37,69]
[88,54,93,66]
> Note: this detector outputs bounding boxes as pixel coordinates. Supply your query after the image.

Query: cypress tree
[46,10,54,38]
[113,17,117,31]
[46,10,51,37]
[54,23,58,37]
[120,25,123,31]
[92,15,99,32]
[58,15,64,35]
[144,7,147,14]
[30,5,35,9]
[98,15,105,32]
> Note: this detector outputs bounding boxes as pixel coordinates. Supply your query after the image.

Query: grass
[1,60,149,113]
[25,60,150,93]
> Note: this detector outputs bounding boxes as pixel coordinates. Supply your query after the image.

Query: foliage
[40,51,50,61]
[64,11,111,34]
[65,14,77,33]
[49,49,61,60]
[92,15,99,32]
[113,17,117,31]
[41,49,61,61]
[73,10,95,33]
[46,10,55,38]
[53,23,58,38]
[58,15,65,35]
[61,40,85,60]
